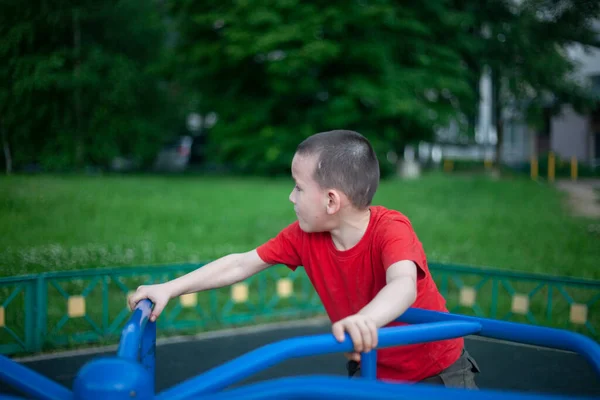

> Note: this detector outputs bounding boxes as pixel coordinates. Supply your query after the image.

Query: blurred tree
[0,0,178,173]
[168,0,479,175]
[456,0,600,165]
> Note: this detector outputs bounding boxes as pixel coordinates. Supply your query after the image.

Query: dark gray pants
[347,349,480,389]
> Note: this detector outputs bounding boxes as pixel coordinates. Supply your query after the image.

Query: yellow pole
[548,152,555,183]
[571,156,578,181]
[531,156,538,180]
[484,159,493,170]
[443,159,453,172]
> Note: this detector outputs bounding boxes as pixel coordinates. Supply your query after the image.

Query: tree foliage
[168,0,478,175]
[0,0,176,172]
[456,0,600,163]
[1,0,599,174]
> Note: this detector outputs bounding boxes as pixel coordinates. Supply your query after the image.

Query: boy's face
[289,153,331,232]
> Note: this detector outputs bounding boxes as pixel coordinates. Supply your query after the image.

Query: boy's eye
[295,185,302,191]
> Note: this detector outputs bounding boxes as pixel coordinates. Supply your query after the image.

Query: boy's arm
[332,260,417,356]
[165,250,270,295]
[358,260,417,326]
[128,250,271,321]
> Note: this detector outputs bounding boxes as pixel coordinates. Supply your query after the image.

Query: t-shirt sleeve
[379,218,427,280]
[256,221,303,271]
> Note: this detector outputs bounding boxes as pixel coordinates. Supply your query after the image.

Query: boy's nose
[289,190,295,204]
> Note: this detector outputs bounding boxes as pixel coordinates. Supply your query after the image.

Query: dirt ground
[556,179,600,219]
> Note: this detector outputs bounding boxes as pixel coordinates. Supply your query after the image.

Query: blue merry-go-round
[1,299,599,399]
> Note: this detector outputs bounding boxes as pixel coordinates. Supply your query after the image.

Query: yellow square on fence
[459,287,476,307]
[232,283,248,303]
[570,303,588,325]
[277,278,293,298]
[68,296,86,318]
[0,306,5,328]
[511,294,529,315]
[180,293,198,308]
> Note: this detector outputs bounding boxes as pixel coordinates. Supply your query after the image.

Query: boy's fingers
[127,294,138,311]
[368,320,378,349]
[150,301,166,322]
[332,322,345,342]
[358,321,372,351]
[128,291,145,310]
[344,323,363,353]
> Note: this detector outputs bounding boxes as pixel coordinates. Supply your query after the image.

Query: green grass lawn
[0,172,598,279]
[1,172,599,354]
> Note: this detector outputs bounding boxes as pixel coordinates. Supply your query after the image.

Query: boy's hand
[127,283,172,322]
[332,314,378,360]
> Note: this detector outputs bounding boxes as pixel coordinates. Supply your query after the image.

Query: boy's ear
[326,189,342,214]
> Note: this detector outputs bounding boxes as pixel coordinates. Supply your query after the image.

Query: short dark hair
[296,130,380,209]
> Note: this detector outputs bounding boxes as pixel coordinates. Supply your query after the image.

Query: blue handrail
[155,320,482,399]
[2,301,600,400]
[0,299,156,400]
[399,308,600,376]
[154,307,600,400]
[195,376,577,400]
[0,354,73,400]
[72,299,156,398]
[117,298,153,360]
[116,298,156,389]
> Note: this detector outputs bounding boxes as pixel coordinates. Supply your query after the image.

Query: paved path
[1,320,599,398]
[556,179,600,218]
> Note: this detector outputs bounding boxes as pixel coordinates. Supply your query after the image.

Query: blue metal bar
[141,319,156,391]
[117,299,153,361]
[195,375,578,400]
[0,354,73,400]
[73,357,154,399]
[398,308,600,376]
[360,351,377,379]
[72,299,155,399]
[156,320,481,399]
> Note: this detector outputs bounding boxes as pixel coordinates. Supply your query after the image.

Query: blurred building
[550,32,600,167]
[417,21,600,168]
[483,20,600,167]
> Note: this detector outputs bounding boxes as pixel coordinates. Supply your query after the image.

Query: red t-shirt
[256,205,463,382]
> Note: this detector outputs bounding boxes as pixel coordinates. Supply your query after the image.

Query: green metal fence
[0,263,598,356]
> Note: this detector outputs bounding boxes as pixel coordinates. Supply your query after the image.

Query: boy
[128,130,479,387]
